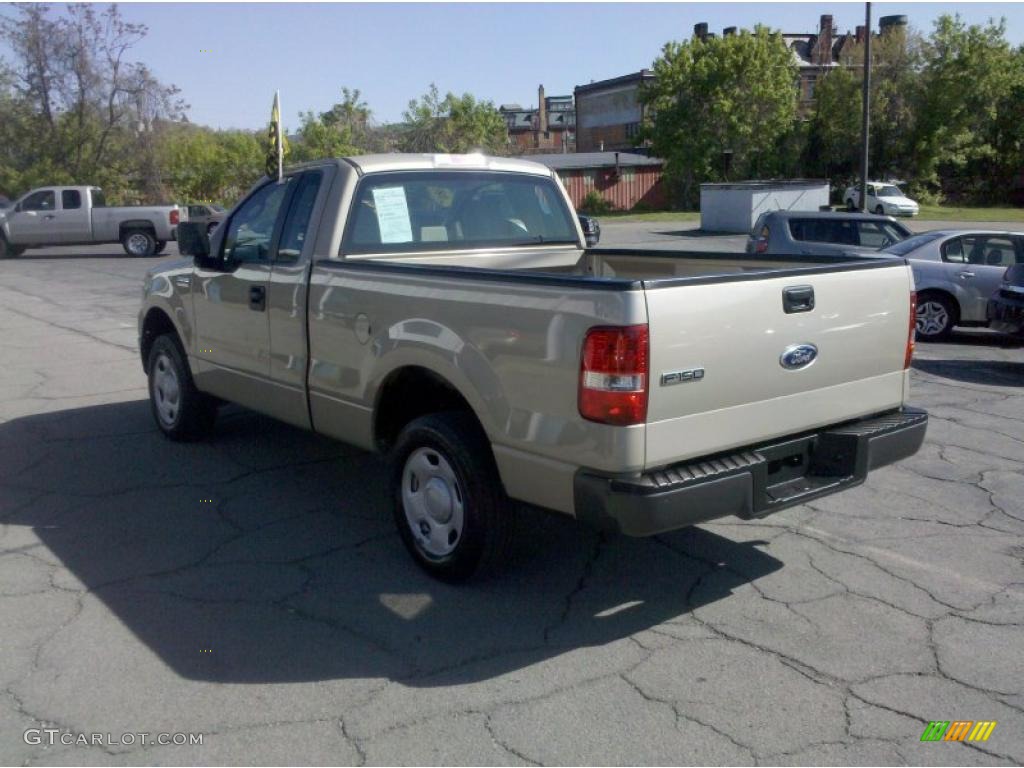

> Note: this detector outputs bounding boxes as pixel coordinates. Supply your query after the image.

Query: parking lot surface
[1,235,1022,766]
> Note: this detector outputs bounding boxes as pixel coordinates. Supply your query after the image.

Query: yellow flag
[266,91,289,179]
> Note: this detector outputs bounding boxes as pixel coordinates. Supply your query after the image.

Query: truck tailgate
[643,262,912,470]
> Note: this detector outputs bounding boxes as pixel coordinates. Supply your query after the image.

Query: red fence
[557,165,666,211]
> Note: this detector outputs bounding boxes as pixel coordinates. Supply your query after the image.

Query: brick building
[573,70,656,153]
[500,85,575,155]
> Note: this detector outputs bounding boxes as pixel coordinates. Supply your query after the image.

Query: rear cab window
[342,171,579,255]
[61,190,81,210]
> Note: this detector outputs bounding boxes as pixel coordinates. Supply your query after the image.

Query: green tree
[158,125,262,206]
[805,67,862,182]
[292,87,377,162]
[641,26,798,206]
[0,3,185,202]
[910,14,1023,201]
[401,84,507,154]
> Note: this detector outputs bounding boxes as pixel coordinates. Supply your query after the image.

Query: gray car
[186,204,226,236]
[746,210,912,256]
[882,230,1024,341]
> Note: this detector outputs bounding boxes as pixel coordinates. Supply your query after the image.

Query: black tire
[122,229,156,257]
[0,235,20,258]
[154,240,167,255]
[147,334,217,441]
[874,204,885,215]
[846,199,856,212]
[915,292,957,342]
[390,412,514,582]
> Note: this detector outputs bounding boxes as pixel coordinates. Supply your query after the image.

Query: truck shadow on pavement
[0,400,781,688]
[913,358,1024,387]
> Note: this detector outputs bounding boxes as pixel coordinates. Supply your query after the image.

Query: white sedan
[844,182,919,217]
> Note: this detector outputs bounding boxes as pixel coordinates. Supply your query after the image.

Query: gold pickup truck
[138,154,927,581]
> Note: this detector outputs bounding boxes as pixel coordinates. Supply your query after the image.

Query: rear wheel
[147,334,217,440]
[122,229,156,257]
[916,293,957,342]
[390,412,514,582]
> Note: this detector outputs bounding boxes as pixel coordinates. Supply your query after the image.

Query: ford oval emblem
[780,343,818,370]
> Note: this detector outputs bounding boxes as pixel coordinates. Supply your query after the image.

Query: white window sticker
[371,186,413,244]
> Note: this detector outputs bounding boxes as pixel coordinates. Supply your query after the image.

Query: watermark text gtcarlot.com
[24,729,203,747]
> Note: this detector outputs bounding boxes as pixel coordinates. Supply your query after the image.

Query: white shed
[700,180,830,233]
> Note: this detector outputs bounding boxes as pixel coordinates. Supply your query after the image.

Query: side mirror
[578,214,601,248]
[177,221,210,259]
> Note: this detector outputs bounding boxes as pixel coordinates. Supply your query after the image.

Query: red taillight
[170,209,180,226]
[905,291,916,369]
[755,226,769,253]
[579,325,649,426]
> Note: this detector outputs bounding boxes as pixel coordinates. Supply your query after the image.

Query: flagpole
[276,90,283,182]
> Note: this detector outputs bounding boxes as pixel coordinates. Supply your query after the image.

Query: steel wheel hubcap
[128,233,150,255]
[916,301,949,336]
[152,353,181,427]
[401,447,464,558]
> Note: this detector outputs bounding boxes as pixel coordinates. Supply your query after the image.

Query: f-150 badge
[660,368,705,386]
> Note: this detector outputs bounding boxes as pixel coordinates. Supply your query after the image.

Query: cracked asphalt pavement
[1,240,1022,766]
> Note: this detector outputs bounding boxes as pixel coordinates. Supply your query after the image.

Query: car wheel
[390,412,514,582]
[147,334,218,441]
[154,240,167,255]
[846,199,856,211]
[915,293,957,342]
[874,204,885,215]
[122,229,157,257]
[0,235,19,258]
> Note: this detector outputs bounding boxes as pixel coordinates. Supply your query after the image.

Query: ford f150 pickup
[138,154,927,581]
[0,185,182,258]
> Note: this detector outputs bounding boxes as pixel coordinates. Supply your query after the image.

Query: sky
[2,2,1022,131]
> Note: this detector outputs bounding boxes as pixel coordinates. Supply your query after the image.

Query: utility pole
[858,1,872,211]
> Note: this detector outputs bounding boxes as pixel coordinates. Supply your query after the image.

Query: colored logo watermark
[920,720,997,742]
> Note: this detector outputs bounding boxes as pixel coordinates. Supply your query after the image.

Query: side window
[941,238,966,263]
[856,221,899,249]
[188,206,202,218]
[222,179,292,264]
[22,190,55,211]
[976,236,1017,267]
[276,171,323,261]
[90,189,107,208]
[61,190,82,210]
[788,219,810,241]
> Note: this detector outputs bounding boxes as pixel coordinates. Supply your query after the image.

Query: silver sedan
[883,230,1024,341]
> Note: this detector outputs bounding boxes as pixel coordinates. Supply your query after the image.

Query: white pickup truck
[0,185,182,258]
[139,154,927,581]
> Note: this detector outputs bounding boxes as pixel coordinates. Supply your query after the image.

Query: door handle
[249,285,266,311]
[43,214,56,220]
[782,285,815,313]
[959,271,975,279]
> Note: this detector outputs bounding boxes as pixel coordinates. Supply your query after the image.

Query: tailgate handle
[783,285,815,314]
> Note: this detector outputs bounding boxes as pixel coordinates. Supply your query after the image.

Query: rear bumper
[987,293,1024,336]
[574,407,928,537]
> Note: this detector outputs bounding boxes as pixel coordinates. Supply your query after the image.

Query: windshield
[210,204,225,212]
[344,171,578,255]
[877,185,903,197]
[884,231,943,255]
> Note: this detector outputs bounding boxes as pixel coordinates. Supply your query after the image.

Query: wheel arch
[916,287,961,323]
[140,306,182,374]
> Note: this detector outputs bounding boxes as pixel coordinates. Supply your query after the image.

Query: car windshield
[344,171,578,255]
[210,204,225,212]
[877,185,903,197]
[884,231,943,255]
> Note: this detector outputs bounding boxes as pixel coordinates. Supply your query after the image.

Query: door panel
[191,178,293,407]
[55,189,91,243]
[7,190,56,244]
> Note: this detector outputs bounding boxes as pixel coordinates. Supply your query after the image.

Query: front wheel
[874,204,885,216]
[390,412,514,582]
[0,236,22,258]
[147,335,217,440]
[916,294,957,342]
[122,229,156,257]
[846,199,856,212]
